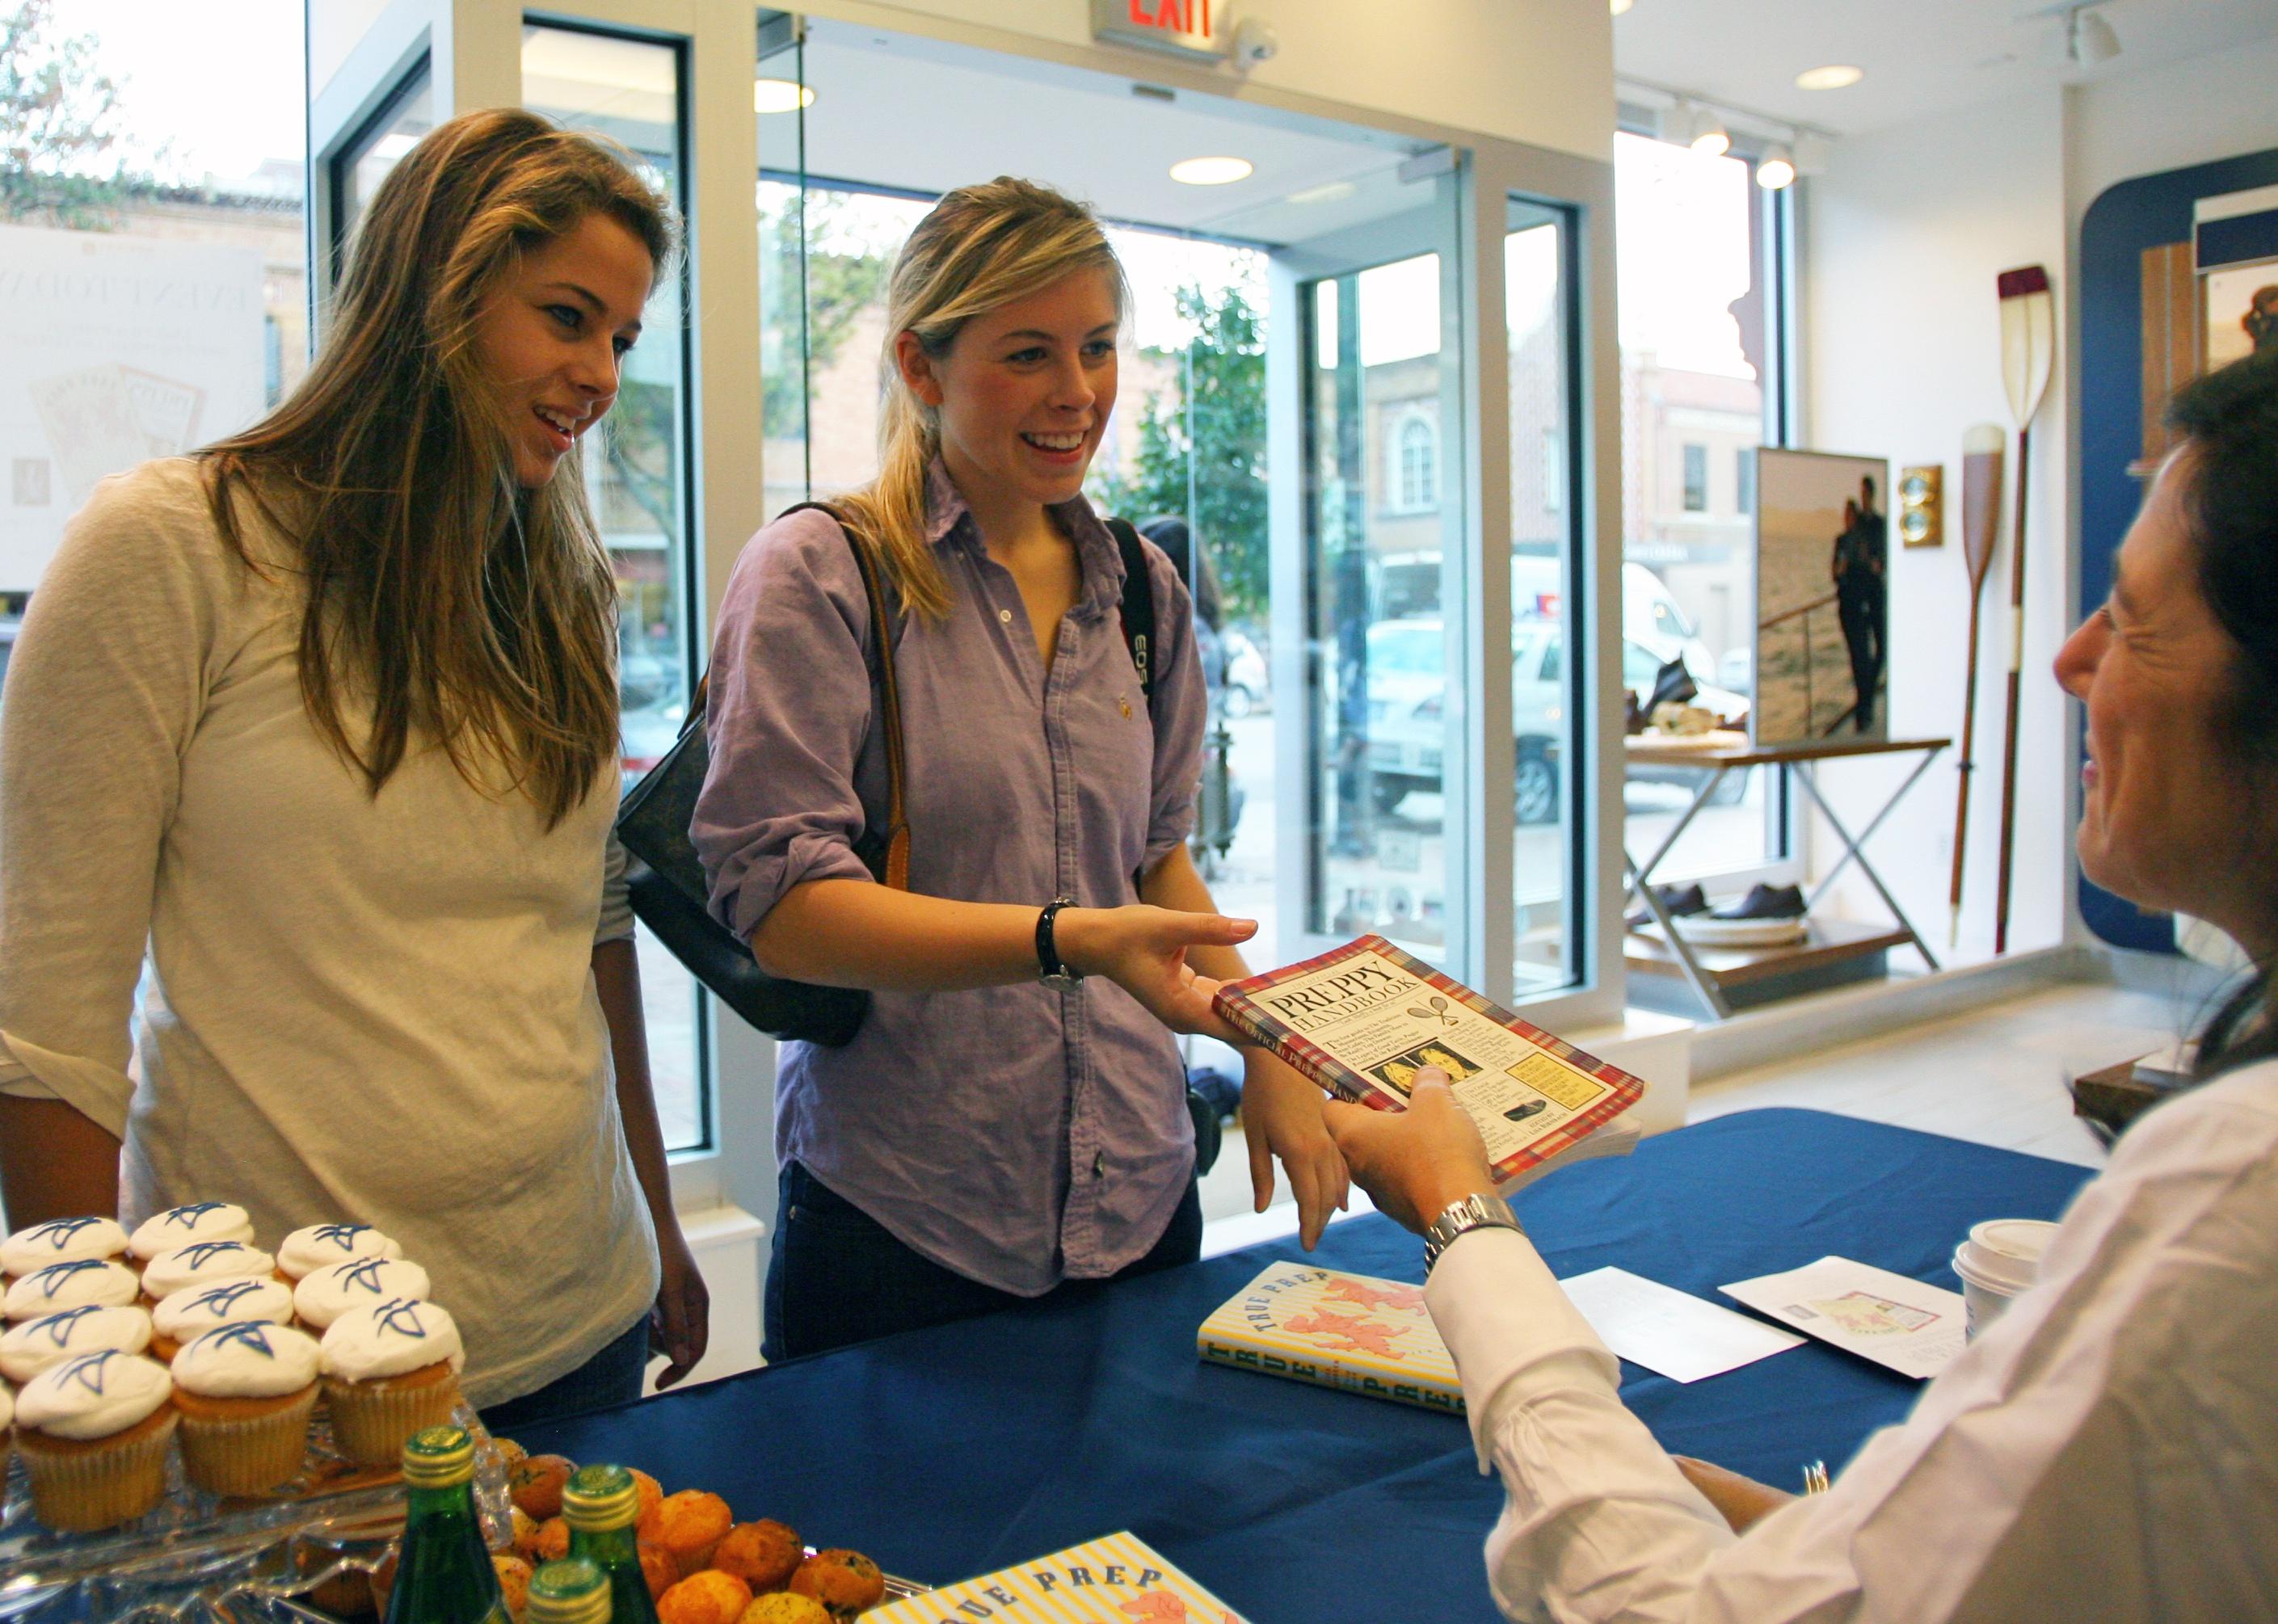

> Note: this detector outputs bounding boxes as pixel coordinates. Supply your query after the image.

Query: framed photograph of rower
[1750,448,1891,747]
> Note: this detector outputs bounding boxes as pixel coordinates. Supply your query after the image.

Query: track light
[1687,106,1730,158]
[1756,145,1796,190]
[2065,6,2120,65]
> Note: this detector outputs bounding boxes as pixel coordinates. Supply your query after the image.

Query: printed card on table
[1719,1256,1968,1380]
[863,1531,1245,1624]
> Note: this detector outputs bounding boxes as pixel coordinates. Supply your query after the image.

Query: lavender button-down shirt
[693,465,1206,1296]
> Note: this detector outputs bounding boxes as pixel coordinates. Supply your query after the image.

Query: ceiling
[769,20,1433,246]
[1612,0,2278,138]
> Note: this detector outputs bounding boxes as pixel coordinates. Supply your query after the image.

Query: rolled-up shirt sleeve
[692,511,882,944]
[1138,541,1205,869]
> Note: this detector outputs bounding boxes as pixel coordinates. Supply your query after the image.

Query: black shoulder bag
[614,510,1156,1047]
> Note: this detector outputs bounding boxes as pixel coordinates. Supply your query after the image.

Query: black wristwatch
[1037,897,1084,991]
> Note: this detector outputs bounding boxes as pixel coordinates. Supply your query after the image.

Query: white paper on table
[1558,1266,1804,1383]
[1719,1256,1968,1380]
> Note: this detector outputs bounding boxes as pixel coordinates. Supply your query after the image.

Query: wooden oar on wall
[1948,424,2005,947]
[1994,265,2055,955]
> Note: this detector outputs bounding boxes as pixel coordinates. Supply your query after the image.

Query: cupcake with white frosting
[5,1259,141,1323]
[127,1202,255,1264]
[150,1277,296,1361]
[1,1380,12,1479]
[276,1223,402,1285]
[292,1256,431,1332]
[171,1320,322,1495]
[318,1298,463,1465]
[13,1349,178,1532]
[2,1217,130,1285]
[139,1239,277,1306]
[1,1304,154,1384]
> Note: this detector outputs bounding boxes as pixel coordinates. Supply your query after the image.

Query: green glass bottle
[385,1425,511,1624]
[528,1558,613,1624]
[562,1464,661,1624]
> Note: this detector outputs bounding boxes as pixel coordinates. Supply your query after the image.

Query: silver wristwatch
[1422,1192,1522,1273]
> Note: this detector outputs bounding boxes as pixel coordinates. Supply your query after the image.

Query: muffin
[2,1303,154,1384]
[713,1521,805,1593]
[13,1349,179,1532]
[318,1298,464,1464]
[639,1488,734,1578]
[656,1570,751,1624]
[171,1319,322,1495]
[128,1202,255,1263]
[276,1223,403,1285]
[495,1554,537,1623]
[140,1239,278,1306]
[6,1259,141,1322]
[151,1276,296,1361]
[787,1552,883,1621]
[2,1217,131,1285]
[511,1453,576,1519]
[293,1256,432,1333]
[638,1543,679,1601]
[737,1597,831,1624]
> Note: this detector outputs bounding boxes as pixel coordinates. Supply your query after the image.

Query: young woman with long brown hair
[693,177,1346,1359]
[0,108,706,1424]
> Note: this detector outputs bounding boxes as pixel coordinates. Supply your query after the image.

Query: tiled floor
[1686,974,2213,1168]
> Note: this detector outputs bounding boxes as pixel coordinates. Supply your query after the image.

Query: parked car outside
[1365,616,1750,823]
[1220,626,1268,717]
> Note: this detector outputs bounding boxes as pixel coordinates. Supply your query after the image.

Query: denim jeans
[478,1313,651,1433]
[762,1160,1202,1364]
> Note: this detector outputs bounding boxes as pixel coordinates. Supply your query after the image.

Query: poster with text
[0,224,266,592]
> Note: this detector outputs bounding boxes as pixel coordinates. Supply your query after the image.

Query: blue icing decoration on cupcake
[161,1202,231,1228]
[31,1306,106,1345]
[29,1260,110,1297]
[338,1258,393,1296]
[58,1349,117,1394]
[177,1241,251,1268]
[374,1299,432,1340]
[26,1218,103,1249]
[312,1224,372,1249]
[192,1281,269,1315]
[203,1322,278,1358]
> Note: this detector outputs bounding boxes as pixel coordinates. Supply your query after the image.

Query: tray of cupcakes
[0,1205,499,1621]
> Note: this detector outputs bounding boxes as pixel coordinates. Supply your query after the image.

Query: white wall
[815,0,1615,162]
[1797,31,2278,960]
[1800,90,2071,960]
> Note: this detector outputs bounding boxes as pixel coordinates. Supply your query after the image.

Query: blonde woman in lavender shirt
[694,179,1346,1358]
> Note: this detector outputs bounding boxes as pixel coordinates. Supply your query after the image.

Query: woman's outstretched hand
[1324,1069,1499,1232]
[1055,904,1257,1041]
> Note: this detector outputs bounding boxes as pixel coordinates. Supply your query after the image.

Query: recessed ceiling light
[1795,64,1863,90]
[1610,0,1633,14]
[753,78,815,114]
[1287,179,1358,206]
[1169,156,1253,187]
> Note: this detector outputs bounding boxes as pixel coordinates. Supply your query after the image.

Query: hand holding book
[1324,1069,1499,1231]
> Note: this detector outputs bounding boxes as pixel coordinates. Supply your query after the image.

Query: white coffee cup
[1952,1218,2060,1340]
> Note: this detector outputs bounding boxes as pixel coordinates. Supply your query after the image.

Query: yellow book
[1197,1260,1463,1415]
[863,1530,1245,1623]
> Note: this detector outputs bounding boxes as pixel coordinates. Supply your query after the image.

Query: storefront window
[523,23,707,1152]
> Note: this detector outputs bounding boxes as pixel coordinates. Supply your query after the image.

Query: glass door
[1275,169,1471,973]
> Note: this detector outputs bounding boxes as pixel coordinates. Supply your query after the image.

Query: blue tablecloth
[519,1109,2096,1623]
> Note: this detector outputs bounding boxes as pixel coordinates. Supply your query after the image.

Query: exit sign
[1092,0,1227,62]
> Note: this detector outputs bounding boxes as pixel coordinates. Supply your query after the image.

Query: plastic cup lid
[1955,1218,2059,1294]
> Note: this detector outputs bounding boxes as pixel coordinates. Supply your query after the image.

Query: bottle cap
[562,1462,638,1532]
[528,1558,610,1624]
[399,1423,475,1488]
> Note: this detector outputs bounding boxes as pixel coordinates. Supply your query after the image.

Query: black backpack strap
[1106,517,1155,715]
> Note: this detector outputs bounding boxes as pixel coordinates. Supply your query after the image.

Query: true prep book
[1213,935,1644,1184]
[1198,1260,1463,1415]
[862,1530,1246,1623]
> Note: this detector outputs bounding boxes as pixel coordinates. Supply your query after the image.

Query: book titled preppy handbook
[861,1530,1245,1623]
[1198,1260,1463,1414]
[1212,935,1644,1184]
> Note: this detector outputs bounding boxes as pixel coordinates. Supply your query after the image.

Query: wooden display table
[1622,734,1950,1020]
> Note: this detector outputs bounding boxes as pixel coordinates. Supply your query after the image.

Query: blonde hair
[201,108,677,828]
[832,177,1126,621]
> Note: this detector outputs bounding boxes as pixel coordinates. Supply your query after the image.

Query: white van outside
[1373,552,1715,682]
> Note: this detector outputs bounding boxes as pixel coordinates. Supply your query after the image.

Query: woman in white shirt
[1328,349,2278,1622]
[0,109,706,1424]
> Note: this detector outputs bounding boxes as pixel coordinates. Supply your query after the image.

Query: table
[520,1111,2095,1623]
[1623,736,1950,1020]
